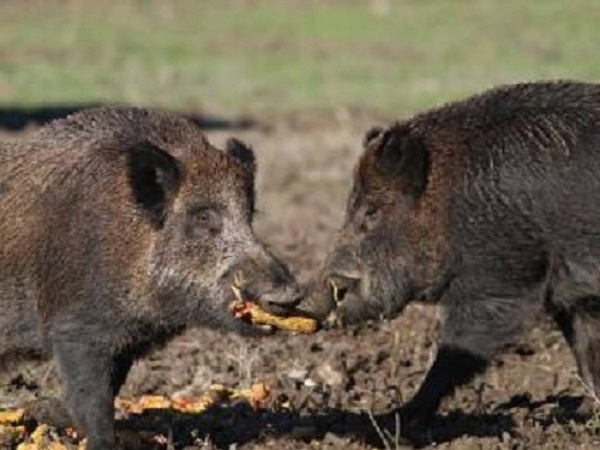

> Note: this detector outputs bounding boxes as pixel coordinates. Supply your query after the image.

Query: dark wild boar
[0,107,303,450]
[312,81,600,438]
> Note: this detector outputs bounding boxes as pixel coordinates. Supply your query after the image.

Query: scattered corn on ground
[0,383,269,449]
[229,300,318,334]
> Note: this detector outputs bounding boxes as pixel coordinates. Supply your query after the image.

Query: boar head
[311,124,454,326]
[128,135,304,334]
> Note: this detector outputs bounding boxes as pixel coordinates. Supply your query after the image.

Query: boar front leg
[551,297,600,411]
[399,345,488,432]
[111,351,135,397]
[570,306,600,407]
[398,281,536,437]
[53,337,116,450]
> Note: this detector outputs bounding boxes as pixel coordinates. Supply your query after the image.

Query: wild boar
[0,107,303,450]
[311,81,600,438]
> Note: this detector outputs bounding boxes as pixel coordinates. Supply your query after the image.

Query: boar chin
[344,271,410,324]
[334,290,408,326]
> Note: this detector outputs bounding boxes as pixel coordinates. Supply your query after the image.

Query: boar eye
[365,205,380,218]
[364,204,383,224]
[186,205,223,235]
[357,204,382,232]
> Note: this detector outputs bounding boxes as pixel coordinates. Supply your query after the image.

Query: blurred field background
[1,1,600,449]
[0,0,597,117]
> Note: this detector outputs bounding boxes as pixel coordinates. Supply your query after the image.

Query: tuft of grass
[225,342,259,386]
[366,409,403,450]
[0,0,597,116]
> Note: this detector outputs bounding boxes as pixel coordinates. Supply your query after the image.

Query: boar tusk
[231,284,244,302]
[329,278,341,304]
[233,271,243,287]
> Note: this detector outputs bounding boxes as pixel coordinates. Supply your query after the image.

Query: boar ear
[126,143,181,228]
[372,125,429,198]
[226,138,255,174]
[362,126,385,149]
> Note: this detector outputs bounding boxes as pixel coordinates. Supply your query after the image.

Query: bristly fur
[0,106,302,450]
[314,80,600,443]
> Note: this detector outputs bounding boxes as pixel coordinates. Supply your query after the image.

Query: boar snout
[313,259,408,326]
[293,279,336,325]
[320,272,367,327]
[296,271,365,328]
[327,273,362,305]
[226,255,306,316]
[252,284,306,316]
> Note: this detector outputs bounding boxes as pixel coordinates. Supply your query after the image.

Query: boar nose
[267,284,305,308]
[255,284,306,316]
[232,269,306,315]
[327,274,361,305]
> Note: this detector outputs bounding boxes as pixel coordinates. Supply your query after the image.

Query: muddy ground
[1,110,599,449]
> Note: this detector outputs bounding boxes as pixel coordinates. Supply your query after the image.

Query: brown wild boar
[309,81,600,441]
[0,107,304,450]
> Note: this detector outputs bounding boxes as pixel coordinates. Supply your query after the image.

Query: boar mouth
[230,282,276,334]
[324,301,401,328]
[321,274,409,327]
[231,271,305,315]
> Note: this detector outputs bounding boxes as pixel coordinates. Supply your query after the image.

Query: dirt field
[1,111,599,449]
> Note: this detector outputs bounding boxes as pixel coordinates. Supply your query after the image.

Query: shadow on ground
[0,104,256,131]
[13,368,593,449]
[114,405,517,449]
[115,393,597,449]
